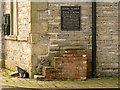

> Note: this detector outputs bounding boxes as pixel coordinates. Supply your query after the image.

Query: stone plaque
[61,6,81,30]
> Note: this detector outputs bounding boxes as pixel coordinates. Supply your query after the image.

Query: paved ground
[0,69,119,89]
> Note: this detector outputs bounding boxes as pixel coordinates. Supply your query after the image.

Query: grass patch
[5,80,8,82]
[1,69,14,78]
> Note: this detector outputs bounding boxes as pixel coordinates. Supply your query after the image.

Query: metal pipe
[92,1,96,78]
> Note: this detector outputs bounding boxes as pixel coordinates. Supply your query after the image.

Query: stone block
[31,22,48,33]
[50,10,60,15]
[40,34,50,40]
[49,34,57,39]
[31,33,39,44]
[50,46,60,51]
[17,35,28,41]
[5,60,16,71]
[31,55,38,66]
[10,71,19,77]
[31,2,48,11]
[32,44,48,55]
[57,34,69,39]
[55,40,70,47]
[31,11,39,23]
[34,75,45,80]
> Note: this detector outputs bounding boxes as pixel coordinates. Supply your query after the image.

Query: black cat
[16,66,29,78]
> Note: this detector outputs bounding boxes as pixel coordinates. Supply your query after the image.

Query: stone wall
[96,2,118,76]
[118,2,120,78]
[3,1,32,76]
[31,2,119,78]
[2,1,119,78]
[31,2,92,77]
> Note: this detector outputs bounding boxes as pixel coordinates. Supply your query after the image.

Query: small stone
[82,55,87,57]
[10,71,19,77]
[34,75,45,80]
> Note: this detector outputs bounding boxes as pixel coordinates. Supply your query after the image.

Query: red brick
[51,59,55,67]
[44,49,87,80]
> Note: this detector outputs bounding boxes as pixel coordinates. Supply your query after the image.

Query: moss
[53,76,57,79]
[5,80,8,82]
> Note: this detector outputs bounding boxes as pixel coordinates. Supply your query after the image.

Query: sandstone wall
[96,2,118,76]
[3,1,31,75]
[31,2,92,77]
[2,1,119,78]
[31,2,119,77]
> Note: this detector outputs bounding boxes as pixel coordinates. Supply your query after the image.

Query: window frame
[10,0,18,36]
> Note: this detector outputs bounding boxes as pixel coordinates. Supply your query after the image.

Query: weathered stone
[57,34,69,39]
[31,11,38,23]
[31,2,48,11]
[2,1,119,79]
[10,71,19,77]
[31,55,38,66]
[31,22,48,33]
[17,35,28,41]
[31,33,39,44]
[34,75,45,80]
[32,44,48,55]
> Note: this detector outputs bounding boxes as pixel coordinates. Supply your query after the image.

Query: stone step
[49,51,60,54]
[52,57,65,60]
[43,66,54,69]
[42,66,61,80]
[40,47,87,80]
[42,66,54,76]
[34,75,45,80]
[48,51,60,58]
[49,45,60,51]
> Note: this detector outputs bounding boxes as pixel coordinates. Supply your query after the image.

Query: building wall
[31,2,93,77]
[2,1,119,78]
[96,2,118,76]
[3,1,32,75]
[31,2,119,77]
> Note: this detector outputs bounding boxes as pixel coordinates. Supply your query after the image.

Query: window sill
[4,35,17,40]
[4,35,28,41]
[17,35,28,41]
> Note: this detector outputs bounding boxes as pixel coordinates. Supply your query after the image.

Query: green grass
[1,69,14,79]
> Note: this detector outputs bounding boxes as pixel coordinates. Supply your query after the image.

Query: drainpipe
[92,0,96,78]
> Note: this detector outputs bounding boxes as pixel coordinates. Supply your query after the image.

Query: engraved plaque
[61,6,81,30]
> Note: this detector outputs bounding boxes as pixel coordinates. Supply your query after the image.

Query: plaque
[61,6,81,30]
